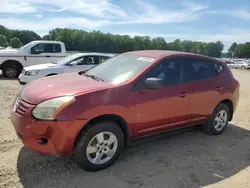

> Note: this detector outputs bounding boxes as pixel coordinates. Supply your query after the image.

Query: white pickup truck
[0,40,67,78]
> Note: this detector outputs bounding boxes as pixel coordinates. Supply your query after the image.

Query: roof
[70,52,116,57]
[32,40,64,44]
[124,50,211,59]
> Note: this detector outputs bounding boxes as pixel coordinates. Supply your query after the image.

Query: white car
[0,41,67,78]
[18,52,115,84]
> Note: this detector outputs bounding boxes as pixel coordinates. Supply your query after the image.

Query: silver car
[233,60,250,69]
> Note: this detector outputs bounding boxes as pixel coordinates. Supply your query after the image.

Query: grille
[15,99,29,117]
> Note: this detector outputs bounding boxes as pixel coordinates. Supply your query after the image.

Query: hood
[24,63,57,71]
[0,48,20,55]
[20,73,112,104]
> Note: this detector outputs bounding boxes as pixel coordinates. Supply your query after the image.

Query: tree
[0,25,11,39]
[10,37,21,48]
[234,42,250,58]
[228,42,237,57]
[0,35,8,47]
[42,34,52,40]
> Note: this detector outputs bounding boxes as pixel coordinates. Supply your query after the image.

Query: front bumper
[18,72,40,84]
[10,99,88,155]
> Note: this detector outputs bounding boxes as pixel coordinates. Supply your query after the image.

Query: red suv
[10,50,239,171]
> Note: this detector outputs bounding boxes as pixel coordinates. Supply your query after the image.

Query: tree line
[43,28,224,57]
[227,42,250,58]
[0,24,249,58]
[0,25,41,48]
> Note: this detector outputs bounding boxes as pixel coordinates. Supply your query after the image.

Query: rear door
[133,57,190,136]
[182,57,222,125]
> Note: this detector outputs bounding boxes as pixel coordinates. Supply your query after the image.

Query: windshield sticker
[137,57,155,62]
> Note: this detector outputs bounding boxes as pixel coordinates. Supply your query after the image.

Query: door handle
[216,86,222,92]
[46,55,51,58]
[178,92,188,98]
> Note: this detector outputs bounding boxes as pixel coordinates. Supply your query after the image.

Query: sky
[1,0,250,52]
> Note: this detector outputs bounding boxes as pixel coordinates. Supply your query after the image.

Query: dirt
[0,69,249,188]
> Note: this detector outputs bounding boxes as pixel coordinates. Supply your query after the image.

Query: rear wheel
[202,103,230,135]
[241,66,245,70]
[73,121,124,171]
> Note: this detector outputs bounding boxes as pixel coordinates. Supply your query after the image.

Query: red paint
[10,50,239,155]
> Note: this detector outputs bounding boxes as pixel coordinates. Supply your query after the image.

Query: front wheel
[241,66,245,70]
[73,121,124,171]
[3,66,20,78]
[202,103,230,135]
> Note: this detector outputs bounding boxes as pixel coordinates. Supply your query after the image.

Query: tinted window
[30,43,62,54]
[143,58,182,86]
[99,56,110,64]
[184,58,215,82]
[69,56,99,65]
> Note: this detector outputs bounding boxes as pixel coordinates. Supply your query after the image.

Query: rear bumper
[10,100,88,156]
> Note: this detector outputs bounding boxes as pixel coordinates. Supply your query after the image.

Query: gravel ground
[0,69,249,188]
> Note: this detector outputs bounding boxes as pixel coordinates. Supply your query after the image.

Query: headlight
[32,96,75,120]
[25,70,39,76]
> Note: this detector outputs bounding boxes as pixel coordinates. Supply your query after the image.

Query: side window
[213,63,224,75]
[99,56,110,64]
[77,56,99,65]
[30,43,62,54]
[69,57,85,65]
[54,44,62,53]
[142,58,182,86]
[31,43,45,54]
[184,58,215,82]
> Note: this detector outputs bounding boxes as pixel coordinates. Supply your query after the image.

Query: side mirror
[142,77,163,90]
[69,61,77,66]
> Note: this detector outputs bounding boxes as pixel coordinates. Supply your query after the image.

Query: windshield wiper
[84,74,104,82]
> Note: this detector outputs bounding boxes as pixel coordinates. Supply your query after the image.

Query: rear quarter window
[213,62,224,75]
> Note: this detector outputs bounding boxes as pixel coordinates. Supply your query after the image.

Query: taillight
[234,79,240,87]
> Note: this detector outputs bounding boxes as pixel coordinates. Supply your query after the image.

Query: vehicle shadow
[17,123,250,188]
[0,73,18,80]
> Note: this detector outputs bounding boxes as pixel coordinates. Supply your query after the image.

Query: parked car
[18,53,115,84]
[10,50,240,171]
[224,60,235,68]
[0,40,67,78]
[233,60,250,69]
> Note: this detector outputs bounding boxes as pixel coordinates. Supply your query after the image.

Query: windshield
[85,54,155,84]
[19,42,35,51]
[57,54,83,65]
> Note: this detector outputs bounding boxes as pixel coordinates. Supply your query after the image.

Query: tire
[73,121,124,171]
[202,103,230,135]
[241,66,245,70]
[3,65,20,78]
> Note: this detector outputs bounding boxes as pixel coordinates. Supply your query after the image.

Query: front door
[25,43,64,67]
[133,57,190,137]
[65,56,99,73]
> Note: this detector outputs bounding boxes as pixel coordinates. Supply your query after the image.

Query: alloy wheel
[214,110,228,131]
[86,131,118,165]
